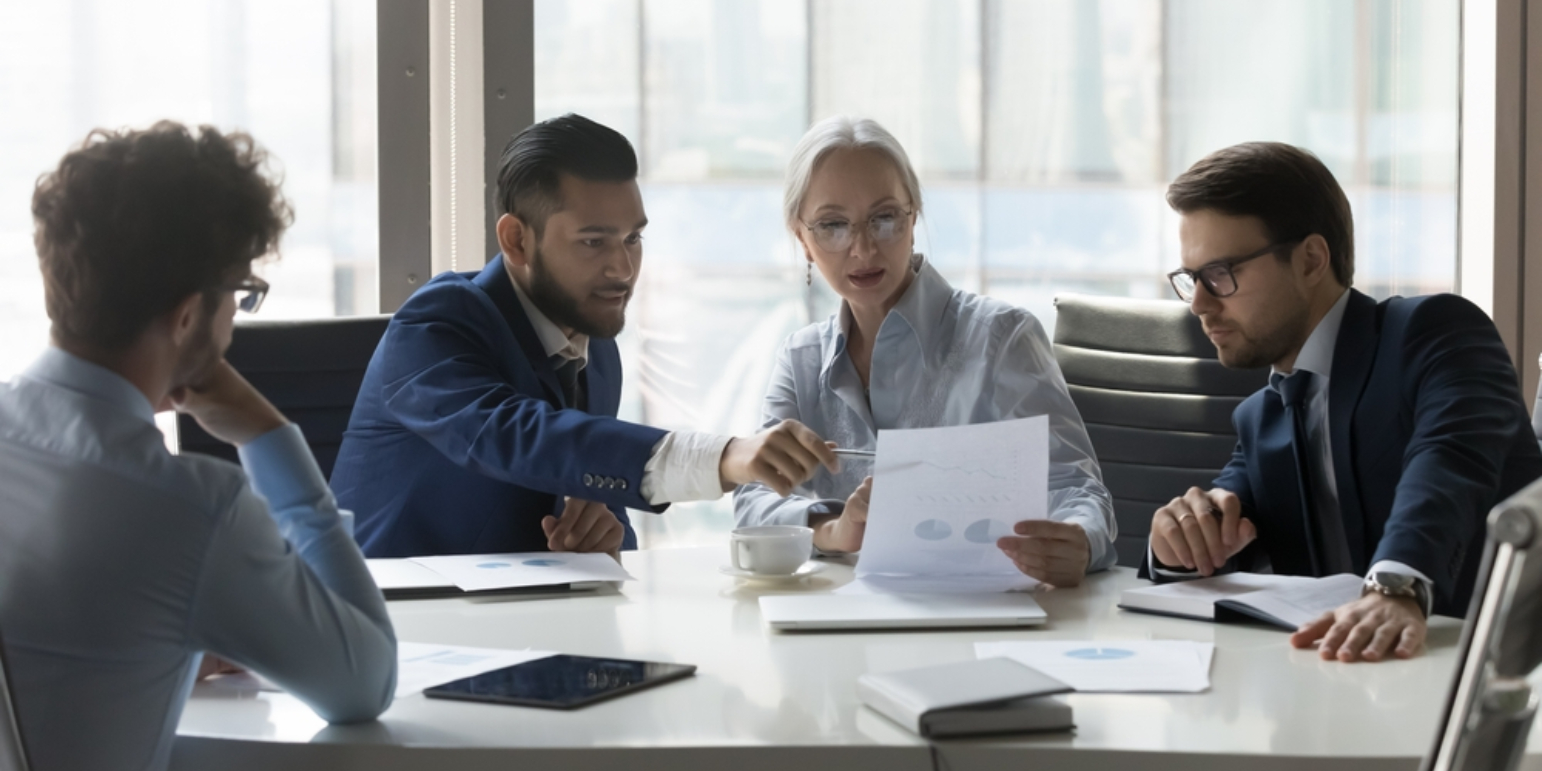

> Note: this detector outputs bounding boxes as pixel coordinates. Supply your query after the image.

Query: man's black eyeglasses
[225,276,269,314]
[1167,240,1301,302]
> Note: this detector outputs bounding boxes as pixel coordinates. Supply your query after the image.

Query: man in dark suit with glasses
[1145,141,1542,663]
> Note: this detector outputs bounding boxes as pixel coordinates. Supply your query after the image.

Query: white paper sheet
[209,642,557,698]
[392,641,555,697]
[975,640,1214,693]
[408,552,634,592]
[857,416,1049,581]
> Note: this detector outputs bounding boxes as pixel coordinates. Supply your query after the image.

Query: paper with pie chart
[409,552,634,592]
[856,415,1049,581]
[974,640,1214,692]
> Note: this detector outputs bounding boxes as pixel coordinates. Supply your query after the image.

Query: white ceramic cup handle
[733,540,753,571]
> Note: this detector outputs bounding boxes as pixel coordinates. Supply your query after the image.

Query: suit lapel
[1327,289,1379,572]
[472,257,568,407]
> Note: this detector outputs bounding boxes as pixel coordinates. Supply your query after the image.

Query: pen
[833,449,875,459]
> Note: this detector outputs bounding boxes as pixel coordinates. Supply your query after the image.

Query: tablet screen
[423,654,696,710]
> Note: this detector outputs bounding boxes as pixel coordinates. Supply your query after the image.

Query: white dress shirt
[507,270,731,505]
[732,255,1119,571]
[0,348,397,771]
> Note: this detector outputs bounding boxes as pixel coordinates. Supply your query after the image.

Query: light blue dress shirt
[733,256,1118,572]
[0,348,396,771]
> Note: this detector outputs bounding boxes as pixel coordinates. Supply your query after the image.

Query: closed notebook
[857,657,1073,738]
[1119,572,1363,630]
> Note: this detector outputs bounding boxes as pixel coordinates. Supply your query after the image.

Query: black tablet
[423,654,696,710]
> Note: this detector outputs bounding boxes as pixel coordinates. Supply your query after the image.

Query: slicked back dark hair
[495,113,638,239]
[32,121,292,351]
[1166,141,1355,287]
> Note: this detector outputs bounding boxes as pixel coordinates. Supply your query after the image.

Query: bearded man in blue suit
[1145,142,1542,663]
[332,114,836,558]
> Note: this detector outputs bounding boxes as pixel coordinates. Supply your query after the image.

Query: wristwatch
[1362,572,1431,618]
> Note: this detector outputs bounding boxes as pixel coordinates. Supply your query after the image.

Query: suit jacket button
[604,476,616,488]
[583,473,594,486]
[619,479,628,490]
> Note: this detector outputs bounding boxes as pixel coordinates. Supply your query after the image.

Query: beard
[1214,301,1311,370]
[169,310,224,391]
[527,246,631,339]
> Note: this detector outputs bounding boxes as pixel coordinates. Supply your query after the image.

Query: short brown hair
[31,121,293,351]
[1166,142,1354,287]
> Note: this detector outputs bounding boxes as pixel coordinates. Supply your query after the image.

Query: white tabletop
[173,546,1542,771]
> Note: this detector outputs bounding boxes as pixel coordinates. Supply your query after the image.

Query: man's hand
[719,419,838,496]
[542,497,626,557]
[165,360,287,447]
[1150,487,1257,576]
[997,520,1090,587]
[196,654,244,681]
[1290,592,1426,662]
[812,477,872,553]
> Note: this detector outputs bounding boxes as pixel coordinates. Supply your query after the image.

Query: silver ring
[1176,511,1196,523]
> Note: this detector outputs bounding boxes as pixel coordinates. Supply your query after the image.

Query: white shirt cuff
[640,431,734,505]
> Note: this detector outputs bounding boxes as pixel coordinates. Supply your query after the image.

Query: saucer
[719,561,826,582]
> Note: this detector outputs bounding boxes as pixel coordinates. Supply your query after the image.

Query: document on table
[1119,572,1363,630]
[392,641,554,697]
[856,415,1049,586]
[409,551,634,592]
[974,640,1214,693]
[210,642,556,698]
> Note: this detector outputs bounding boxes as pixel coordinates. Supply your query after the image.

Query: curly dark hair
[31,121,293,351]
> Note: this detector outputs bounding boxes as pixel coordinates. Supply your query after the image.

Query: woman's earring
[806,262,812,287]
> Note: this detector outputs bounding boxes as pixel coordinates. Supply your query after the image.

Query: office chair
[0,628,30,771]
[177,315,392,479]
[1422,475,1542,771]
[1052,294,1269,566]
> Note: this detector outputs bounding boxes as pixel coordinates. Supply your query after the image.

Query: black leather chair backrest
[0,626,29,771]
[1053,293,1268,567]
[177,315,392,479]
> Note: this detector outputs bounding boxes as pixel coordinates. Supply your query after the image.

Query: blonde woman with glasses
[732,116,1117,586]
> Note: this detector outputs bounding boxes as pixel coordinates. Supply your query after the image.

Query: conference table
[172,545,1542,771]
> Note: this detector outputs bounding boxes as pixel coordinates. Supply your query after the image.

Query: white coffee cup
[729,525,813,576]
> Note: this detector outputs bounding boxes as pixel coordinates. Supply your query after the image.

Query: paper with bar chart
[855,415,1048,583]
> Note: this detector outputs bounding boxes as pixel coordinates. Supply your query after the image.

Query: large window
[536,0,1460,548]
[0,0,380,384]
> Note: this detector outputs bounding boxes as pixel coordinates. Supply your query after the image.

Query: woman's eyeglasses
[800,207,914,253]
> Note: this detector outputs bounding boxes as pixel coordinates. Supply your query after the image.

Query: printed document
[212,642,556,698]
[409,551,634,592]
[975,640,1214,693]
[856,416,1048,586]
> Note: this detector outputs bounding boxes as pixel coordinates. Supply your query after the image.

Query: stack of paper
[974,640,1215,693]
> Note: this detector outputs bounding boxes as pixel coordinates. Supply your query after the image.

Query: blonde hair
[782,116,923,232]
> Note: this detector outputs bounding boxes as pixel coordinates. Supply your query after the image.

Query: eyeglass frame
[798,205,916,253]
[221,275,269,314]
[1166,239,1303,302]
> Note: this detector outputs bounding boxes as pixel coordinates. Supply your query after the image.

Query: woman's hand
[812,477,872,553]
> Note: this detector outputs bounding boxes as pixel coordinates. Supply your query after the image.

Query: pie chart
[1065,647,1135,660]
[913,519,952,541]
[963,518,1009,544]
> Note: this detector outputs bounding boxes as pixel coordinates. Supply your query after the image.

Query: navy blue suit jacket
[1212,290,1542,615]
[332,258,668,557]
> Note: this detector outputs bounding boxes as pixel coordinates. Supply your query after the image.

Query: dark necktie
[553,356,584,410]
[1273,370,1323,575]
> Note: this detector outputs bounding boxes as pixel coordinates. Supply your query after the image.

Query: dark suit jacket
[332,258,667,557]
[1207,290,1542,616]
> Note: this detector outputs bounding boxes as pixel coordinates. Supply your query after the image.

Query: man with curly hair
[0,122,397,771]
